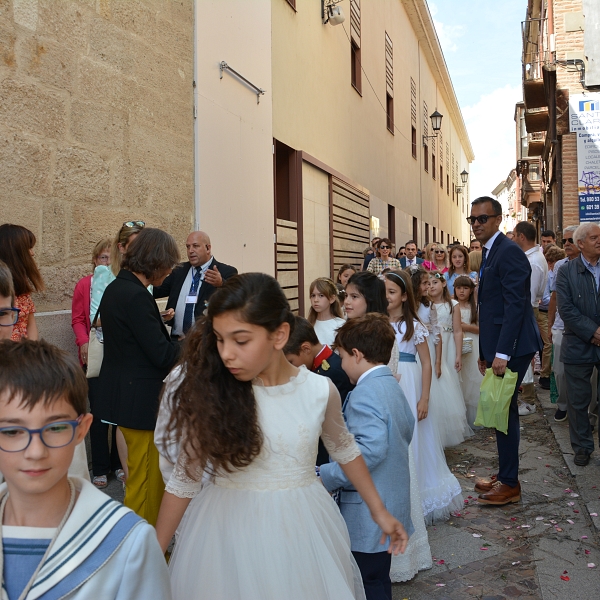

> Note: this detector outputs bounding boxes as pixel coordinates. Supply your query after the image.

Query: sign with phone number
[580,193,600,222]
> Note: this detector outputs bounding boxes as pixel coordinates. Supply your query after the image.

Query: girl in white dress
[155,273,407,600]
[454,276,483,428]
[308,277,346,346]
[384,270,463,525]
[428,271,473,447]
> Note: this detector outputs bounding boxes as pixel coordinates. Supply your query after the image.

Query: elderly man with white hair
[555,222,600,466]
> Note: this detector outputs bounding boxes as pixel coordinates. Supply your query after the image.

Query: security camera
[327,5,345,25]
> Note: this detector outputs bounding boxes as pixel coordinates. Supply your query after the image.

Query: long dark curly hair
[167,273,295,476]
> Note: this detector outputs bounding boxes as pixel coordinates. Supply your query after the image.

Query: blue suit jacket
[399,257,424,269]
[319,366,415,553]
[477,232,543,362]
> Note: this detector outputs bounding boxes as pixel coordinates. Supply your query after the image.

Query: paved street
[98,384,600,599]
[393,387,600,599]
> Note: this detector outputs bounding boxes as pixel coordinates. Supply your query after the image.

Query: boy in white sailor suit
[0,339,171,600]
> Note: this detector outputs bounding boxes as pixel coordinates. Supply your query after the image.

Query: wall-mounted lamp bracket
[219,61,266,104]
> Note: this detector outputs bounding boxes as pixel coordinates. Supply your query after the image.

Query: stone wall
[0,0,194,320]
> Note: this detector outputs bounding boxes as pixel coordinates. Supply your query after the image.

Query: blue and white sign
[570,93,600,222]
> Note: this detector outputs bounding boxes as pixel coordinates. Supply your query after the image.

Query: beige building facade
[198,0,474,313]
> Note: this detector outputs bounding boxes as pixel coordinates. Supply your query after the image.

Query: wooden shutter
[385,33,393,98]
[276,220,299,313]
[331,178,370,275]
[350,0,361,47]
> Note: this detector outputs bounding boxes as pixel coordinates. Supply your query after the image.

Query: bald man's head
[186,231,212,267]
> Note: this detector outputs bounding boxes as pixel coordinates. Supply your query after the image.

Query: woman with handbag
[98,228,180,526]
[71,238,118,488]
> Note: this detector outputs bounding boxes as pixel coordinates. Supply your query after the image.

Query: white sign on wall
[569,93,600,222]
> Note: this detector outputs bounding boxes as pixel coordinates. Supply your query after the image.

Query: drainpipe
[193,1,201,231]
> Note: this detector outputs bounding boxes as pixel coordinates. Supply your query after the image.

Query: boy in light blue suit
[320,314,414,600]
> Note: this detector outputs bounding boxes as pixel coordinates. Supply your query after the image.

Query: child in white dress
[384,270,463,525]
[428,271,473,447]
[454,276,483,428]
[308,277,346,346]
[154,273,407,600]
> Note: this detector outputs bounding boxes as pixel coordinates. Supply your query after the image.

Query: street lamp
[422,110,443,146]
[456,170,469,194]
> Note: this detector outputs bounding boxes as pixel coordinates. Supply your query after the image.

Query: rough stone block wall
[0,0,194,312]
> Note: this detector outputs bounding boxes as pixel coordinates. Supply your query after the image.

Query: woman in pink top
[71,239,111,366]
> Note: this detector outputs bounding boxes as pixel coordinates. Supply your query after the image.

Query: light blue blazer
[320,366,415,553]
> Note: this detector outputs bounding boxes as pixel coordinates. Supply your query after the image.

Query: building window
[432,154,436,179]
[351,41,362,94]
[387,204,396,244]
[412,217,418,245]
[411,127,417,159]
[446,174,449,196]
[386,93,394,133]
[385,33,393,133]
[424,144,428,172]
[425,223,430,244]
[440,165,443,188]
[274,139,298,223]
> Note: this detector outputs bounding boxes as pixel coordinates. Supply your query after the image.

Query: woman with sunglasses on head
[367,238,401,276]
[0,224,45,341]
[87,221,146,490]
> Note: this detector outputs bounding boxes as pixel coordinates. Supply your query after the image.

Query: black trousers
[486,353,534,488]
[88,377,121,476]
[564,361,600,455]
[352,551,392,600]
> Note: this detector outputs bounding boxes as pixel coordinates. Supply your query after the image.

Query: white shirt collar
[194,257,214,275]
[356,364,387,386]
[483,230,502,252]
[524,245,540,256]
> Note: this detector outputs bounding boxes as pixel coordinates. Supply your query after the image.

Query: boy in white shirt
[0,339,172,600]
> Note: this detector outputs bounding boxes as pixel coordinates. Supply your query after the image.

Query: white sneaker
[518,401,536,416]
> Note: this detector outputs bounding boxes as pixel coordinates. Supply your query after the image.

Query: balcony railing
[522,17,552,82]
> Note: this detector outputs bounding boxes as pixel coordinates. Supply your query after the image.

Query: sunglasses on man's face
[466,214,499,225]
[562,238,574,245]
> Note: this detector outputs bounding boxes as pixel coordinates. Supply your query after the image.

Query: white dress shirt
[524,245,548,307]
[172,257,214,335]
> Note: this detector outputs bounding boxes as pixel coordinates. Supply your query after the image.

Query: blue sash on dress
[398,352,416,363]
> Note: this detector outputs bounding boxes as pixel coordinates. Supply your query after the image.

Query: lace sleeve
[387,339,399,374]
[321,379,362,465]
[165,450,205,499]
[429,304,441,345]
[413,320,429,346]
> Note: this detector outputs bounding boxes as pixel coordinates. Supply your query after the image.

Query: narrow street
[393,387,600,599]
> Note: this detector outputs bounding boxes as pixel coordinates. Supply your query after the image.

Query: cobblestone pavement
[97,385,599,599]
[393,385,600,600]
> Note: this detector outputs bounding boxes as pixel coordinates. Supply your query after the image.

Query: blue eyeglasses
[0,416,83,452]
[0,307,20,327]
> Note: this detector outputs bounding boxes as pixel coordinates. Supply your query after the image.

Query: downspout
[193,0,201,231]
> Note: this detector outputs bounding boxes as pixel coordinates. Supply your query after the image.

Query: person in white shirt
[514,221,548,415]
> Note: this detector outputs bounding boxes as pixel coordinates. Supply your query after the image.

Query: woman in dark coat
[98,228,180,526]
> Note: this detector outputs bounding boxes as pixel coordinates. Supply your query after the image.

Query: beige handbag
[86,309,104,379]
[462,336,473,355]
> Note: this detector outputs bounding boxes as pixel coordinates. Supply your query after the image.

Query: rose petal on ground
[436,560,445,565]
[581,536,588,539]
[590,513,598,517]
[512,561,521,565]
[588,563,596,568]
[436,583,446,587]
[564,488,572,493]
[568,502,575,506]
[543,494,550,497]
[472,534,482,538]
[561,575,570,581]
[570,493,579,498]
[511,517,517,521]
[567,520,575,524]
[574,510,580,513]
[555,527,563,532]
[507,537,514,541]
[521,525,531,529]
[550,520,557,524]
[536,516,544,521]
[480,547,488,551]
[585,549,591,555]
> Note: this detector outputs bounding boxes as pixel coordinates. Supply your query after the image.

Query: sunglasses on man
[562,238,574,245]
[465,214,500,225]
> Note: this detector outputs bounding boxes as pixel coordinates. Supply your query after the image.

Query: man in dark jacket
[153,231,237,339]
[555,222,600,466]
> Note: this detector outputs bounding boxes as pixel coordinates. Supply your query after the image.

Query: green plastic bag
[473,368,518,434]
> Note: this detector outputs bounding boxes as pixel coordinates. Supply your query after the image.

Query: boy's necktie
[182,268,202,334]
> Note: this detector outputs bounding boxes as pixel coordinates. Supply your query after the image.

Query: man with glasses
[399,240,423,269]
[555,222,600,466]
[547,226,590,424]
[153,231,237,340]
[468,197,543,506]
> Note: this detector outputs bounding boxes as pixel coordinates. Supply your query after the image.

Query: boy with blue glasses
[0,340,172,599]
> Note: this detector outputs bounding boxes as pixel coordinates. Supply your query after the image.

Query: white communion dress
[166,367,367,600]
[391,320,463,524]
[459,306,483,427]
[432,301,473,447]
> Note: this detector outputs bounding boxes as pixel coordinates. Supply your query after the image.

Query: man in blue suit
[469,197,543,506]
[398,240,424,269]
[320,314,414,600]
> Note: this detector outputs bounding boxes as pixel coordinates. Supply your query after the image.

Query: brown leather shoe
[477,481,521,505]
[474,474,497,494]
